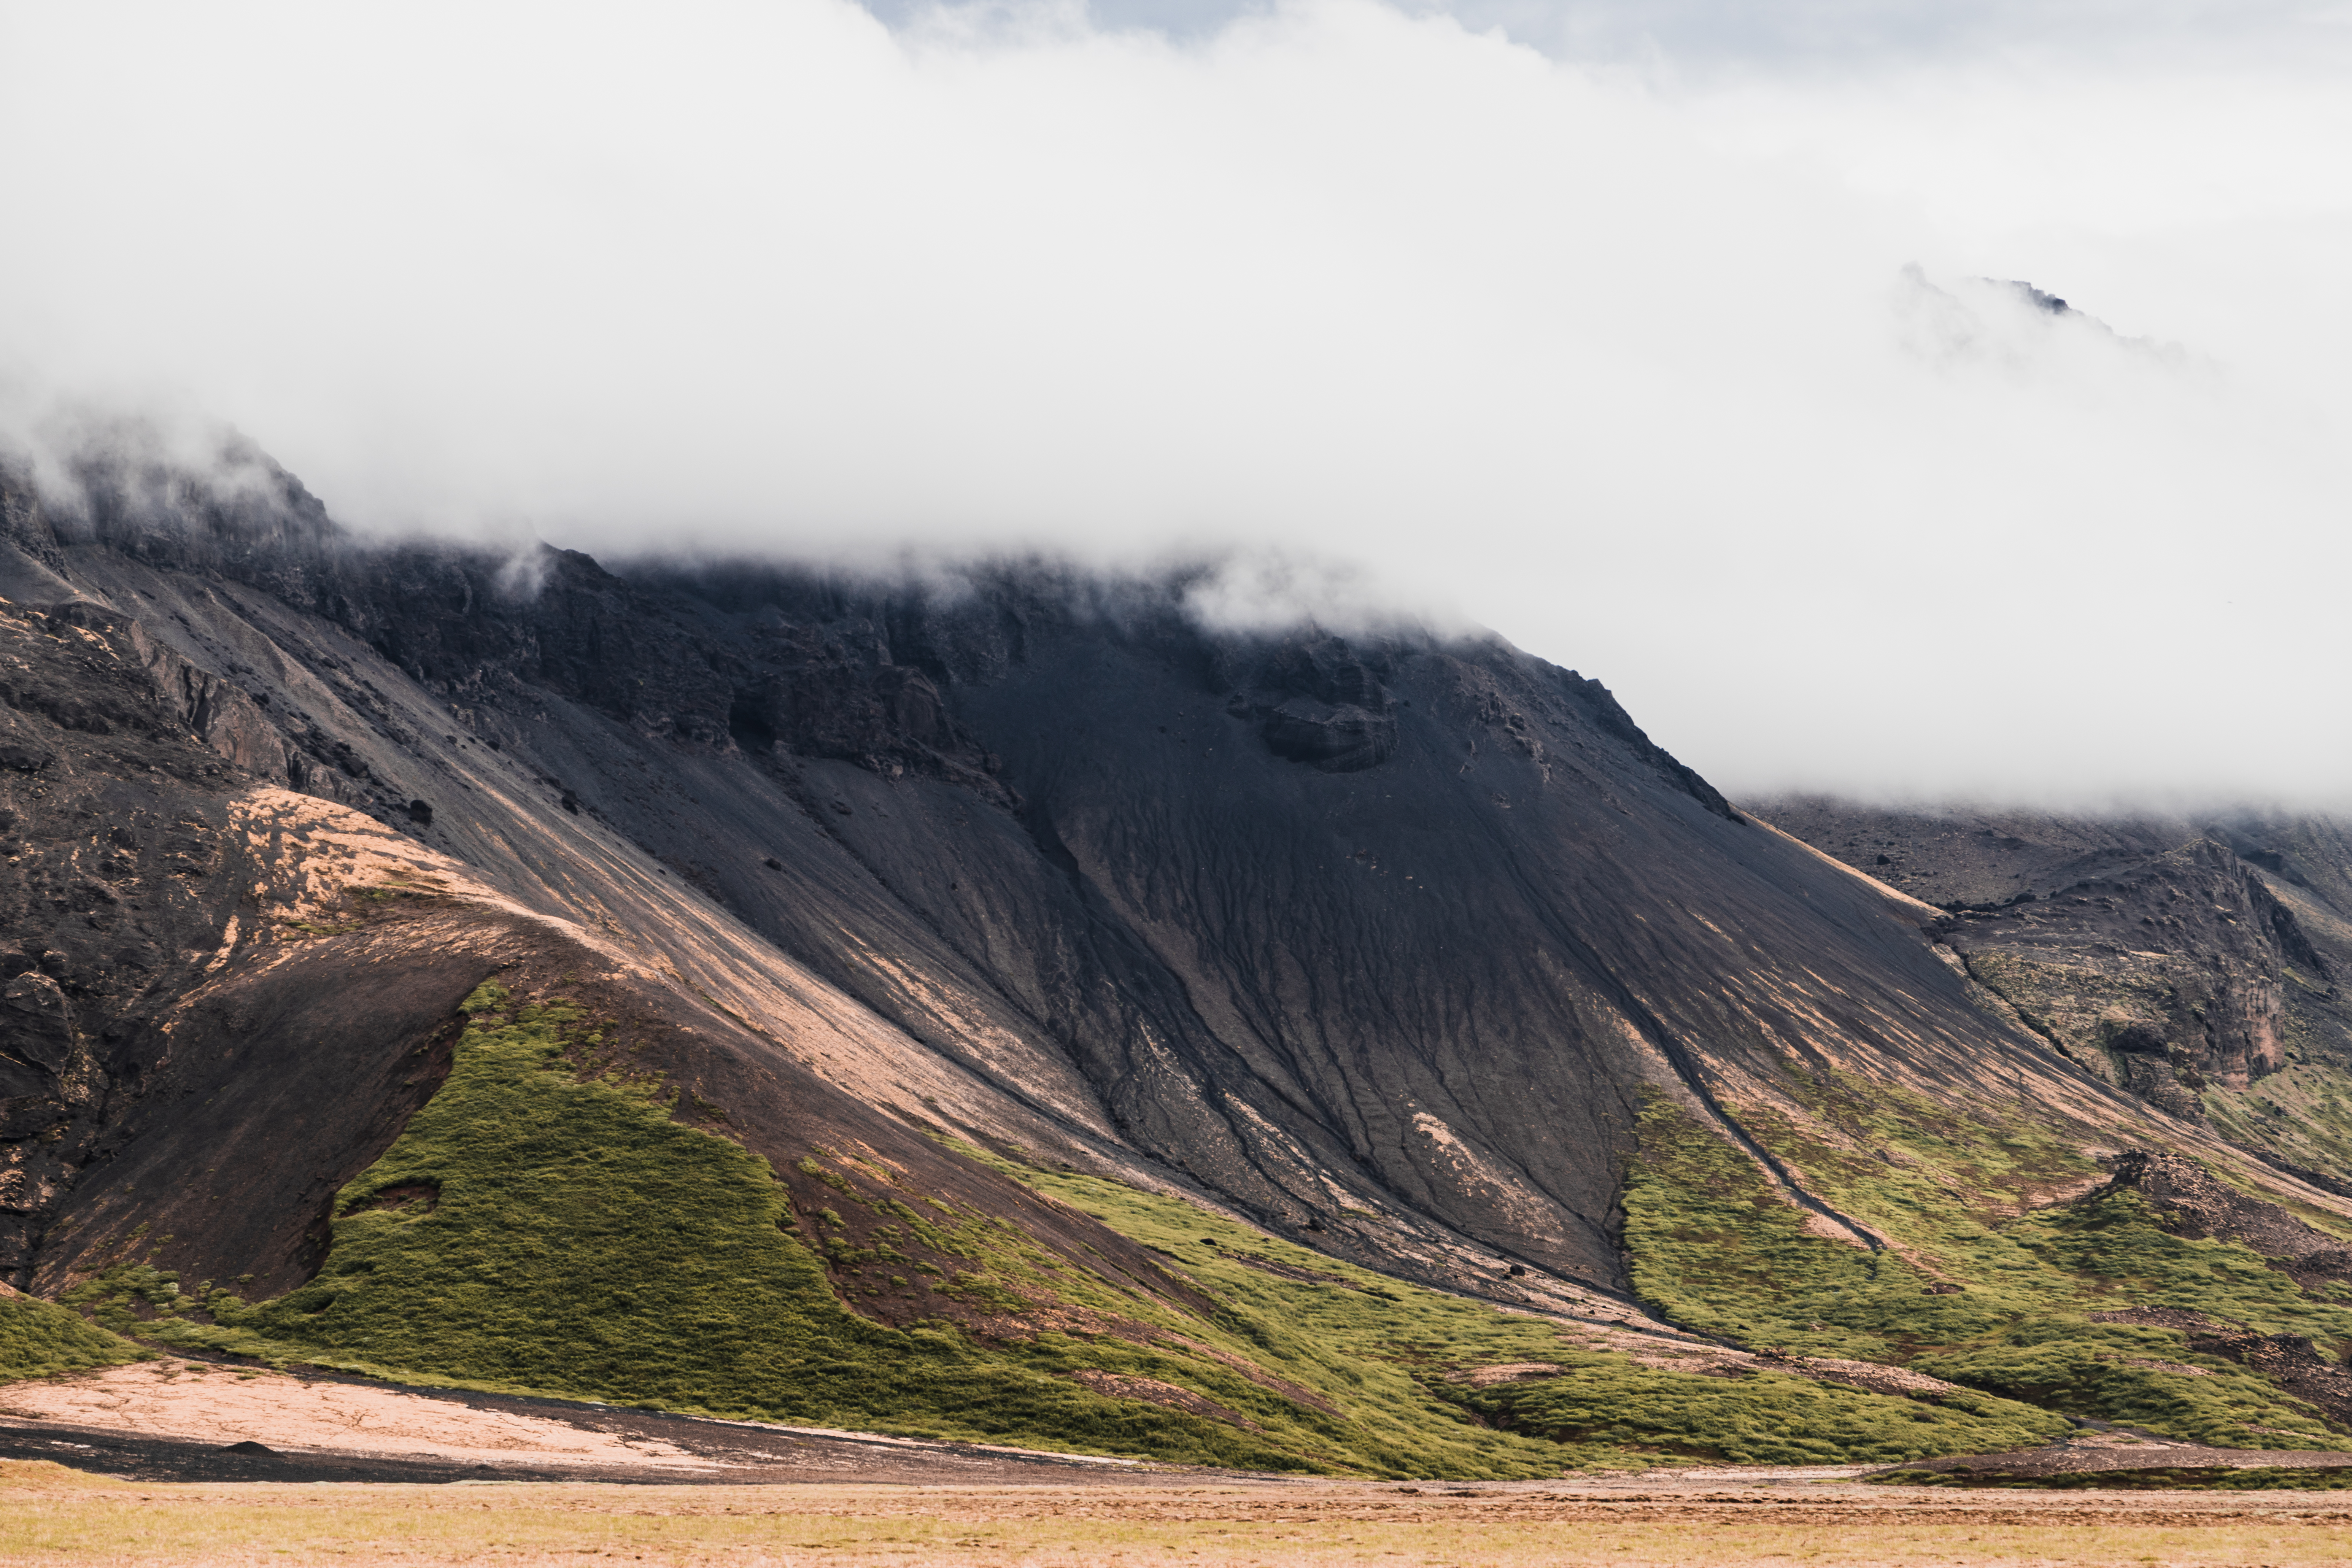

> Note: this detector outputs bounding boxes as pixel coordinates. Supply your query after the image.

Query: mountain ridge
[12,443,2352,1473]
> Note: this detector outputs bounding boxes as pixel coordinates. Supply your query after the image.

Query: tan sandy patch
[0,1361,707,1470]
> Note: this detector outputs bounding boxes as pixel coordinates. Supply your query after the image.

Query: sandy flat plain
[5,1466,2352,1566]
[0,1360,1157,1485]
[0,1361,711,1472]
[4,1361,2352,1564]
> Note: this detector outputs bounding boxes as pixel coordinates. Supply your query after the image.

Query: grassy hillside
[992,1156,2065,1467]
[0,1290,148,1382]
[1625,1077,2352,1448]
[45,982,2091,1475]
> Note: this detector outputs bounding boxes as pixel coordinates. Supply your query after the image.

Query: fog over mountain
[3,0,2348,805]
[16,8,2352,1481]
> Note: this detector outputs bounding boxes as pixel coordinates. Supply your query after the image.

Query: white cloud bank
[1,0,2348,807]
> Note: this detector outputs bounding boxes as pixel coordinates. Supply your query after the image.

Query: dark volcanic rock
[1751,794,2352,1174]
[0,453,2174,1317]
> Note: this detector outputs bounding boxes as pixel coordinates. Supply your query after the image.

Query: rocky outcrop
[0,575,1215,1321]
[0,597,254,1271]
[1222,632,1399,774]
[1753,796,2352,1165]
[2085,1152,2352,1292]
[1943,839,2304,1096]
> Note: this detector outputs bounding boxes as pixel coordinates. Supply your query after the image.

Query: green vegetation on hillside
[143,983,1332,1470]
[2203,1055,2352,1190]
[49,980,2099,1474]
[987,1155,2063,1468]
[49,982,2352,1468]
[84,981,1571,1473]
[1624,1082,2352,1448]
[1455,1355,2060,1465]
[0,1288,148,1381]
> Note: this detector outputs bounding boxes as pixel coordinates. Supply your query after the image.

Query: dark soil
[1867,1441,2352,1490]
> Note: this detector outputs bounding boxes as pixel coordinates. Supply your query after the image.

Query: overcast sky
[2,0,2348,808]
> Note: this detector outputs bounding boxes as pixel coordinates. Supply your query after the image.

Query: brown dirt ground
[6,1466,2352,1565]
[1872,1428,2352,1484]
[0,1361,708,1472]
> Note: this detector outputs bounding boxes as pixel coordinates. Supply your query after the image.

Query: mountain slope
[6,454,2128,1297]
[9,446,2352,1470]
[1751,795,2352,1176]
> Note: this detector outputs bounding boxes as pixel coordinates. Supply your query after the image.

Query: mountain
[1747,796,2352,1190]
[8,441,2352,1475]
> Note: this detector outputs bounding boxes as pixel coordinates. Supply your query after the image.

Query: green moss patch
[147,982,1314,1470]
[974,1153,2071,1472]
[1911,1324,2338,1449]
[67,979,2084,1476]
[0,1287,149,1381]
[1621,1091,2036,1363]
[79,979,2326,1473]
[1624,1087,2352,1447]
[2013,1187,2352,1335]
[1457,1355,2063,1465]
[95,980,1695,1476]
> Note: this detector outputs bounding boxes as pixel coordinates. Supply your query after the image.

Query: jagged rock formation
[0,581,1195,1319]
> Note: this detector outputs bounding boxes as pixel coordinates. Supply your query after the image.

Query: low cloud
[1,0,2347,808]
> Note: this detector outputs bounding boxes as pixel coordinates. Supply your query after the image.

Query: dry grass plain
[6,1465,2352,1567]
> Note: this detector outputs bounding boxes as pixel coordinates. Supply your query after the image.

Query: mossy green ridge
[952,1149,1620,1473]
[2203,1055,2352,1195]
[52,983,2352,1468]
[92,981,1565,1473]
[1456,1356,2061,1465]
[1624,1081,2352,1447]
[60,1263,188,1337]
[972,1152,2070,1471]
[0,1285,149,1380]
[143,982,1330,1470]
